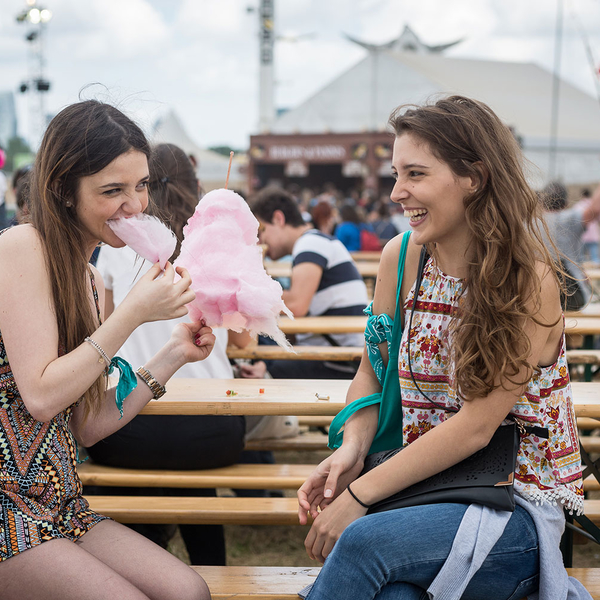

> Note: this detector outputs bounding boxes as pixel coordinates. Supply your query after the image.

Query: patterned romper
[0,263,108,561]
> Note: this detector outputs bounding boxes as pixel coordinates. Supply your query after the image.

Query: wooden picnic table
[227,345,364,362]
[566,304,600,318]
[139,378,600,419]
[139,378,348,416]
[350,251,382,261]
[275,315,600,336]
[266,261,379,280]
[565,317,600,335]
[278,315,367,335]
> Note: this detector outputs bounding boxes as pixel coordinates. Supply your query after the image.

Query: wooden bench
[227,345,364,362]
[84,495,600,527]
[226,346,600,365]
[190,566,600,599]
[245,431,330,452]
[567,349,600,365]
[79,462,313,490]
[84,496,308,525]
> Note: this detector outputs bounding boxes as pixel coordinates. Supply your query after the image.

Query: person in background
[244,187,369,380]
[0,146,7,229]
[367,199,399,246]
[88,142,248,566]
[336,203,363,251]
[541,181,600,311]
[311,200,338,236]
[0,100,211,599]
[8,164,32,226]
[577,188,600,264]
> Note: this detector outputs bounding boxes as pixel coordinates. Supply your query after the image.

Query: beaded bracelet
[346,483,371,509]
[84,336,110,367]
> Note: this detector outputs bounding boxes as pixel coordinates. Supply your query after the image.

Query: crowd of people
[0,93,595,599]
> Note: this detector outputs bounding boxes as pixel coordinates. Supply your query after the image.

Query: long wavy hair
[389,95,560,401]
[28,100,150,417]
[147,143,199,261]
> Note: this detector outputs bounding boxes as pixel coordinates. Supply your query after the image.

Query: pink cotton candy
[107,214,177,269]
[174,188,293,350]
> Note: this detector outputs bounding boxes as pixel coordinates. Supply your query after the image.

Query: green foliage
[208,145,243,157]
[4,137,34,172]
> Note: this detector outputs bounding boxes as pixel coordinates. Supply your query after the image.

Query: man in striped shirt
[246,187,369,379]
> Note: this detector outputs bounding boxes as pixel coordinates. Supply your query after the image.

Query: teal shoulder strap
[328,232,411,454]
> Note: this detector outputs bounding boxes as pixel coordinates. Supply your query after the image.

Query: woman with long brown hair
[297,96,588,599]
[0,101,212,599]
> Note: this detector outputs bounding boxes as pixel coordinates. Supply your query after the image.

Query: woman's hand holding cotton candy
[119,263,196,327]
[167,320,216,365]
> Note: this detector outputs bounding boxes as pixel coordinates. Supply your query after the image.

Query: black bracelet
[346,483,371,509]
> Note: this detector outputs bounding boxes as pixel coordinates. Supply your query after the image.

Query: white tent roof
[152,110,245,191]
[272,50,600,144]
[270,50,600,184]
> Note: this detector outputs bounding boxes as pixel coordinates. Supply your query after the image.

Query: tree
[4,136,34,172]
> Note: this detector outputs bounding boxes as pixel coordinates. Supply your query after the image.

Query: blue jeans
[306,503,539,600]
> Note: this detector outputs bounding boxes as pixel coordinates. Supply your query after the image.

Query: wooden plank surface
[139,378,600,418]
[192,566,319,599]
[227,345,364,362]
[566,317,600,335]
[275,314,600,336]
[79,462,313,489]
[192,567,600,599]
[351,251,382,261]
[245,431,328,452]
[84,496,308,525]
[140,378,348,416]
[278,316,366,335]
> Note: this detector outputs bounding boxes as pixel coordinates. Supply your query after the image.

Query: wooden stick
[225,151,234,189]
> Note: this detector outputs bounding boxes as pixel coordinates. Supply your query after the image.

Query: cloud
[2,0,600,149]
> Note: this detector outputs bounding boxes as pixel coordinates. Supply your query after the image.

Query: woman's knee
[157,565,210,600]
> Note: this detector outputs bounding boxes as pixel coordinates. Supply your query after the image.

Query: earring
[65,201,72,207]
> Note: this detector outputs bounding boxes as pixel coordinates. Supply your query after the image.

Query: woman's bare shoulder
[0,225,45,270]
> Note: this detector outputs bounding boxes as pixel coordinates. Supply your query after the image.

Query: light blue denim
[305,503,539,600]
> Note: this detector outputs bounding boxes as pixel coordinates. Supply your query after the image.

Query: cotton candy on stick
[174,187,293,350]
[107,213,177,269]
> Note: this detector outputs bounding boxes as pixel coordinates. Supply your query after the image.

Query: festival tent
[269,48,600,187]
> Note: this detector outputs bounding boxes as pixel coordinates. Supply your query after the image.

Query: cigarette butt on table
[315,393,330,401]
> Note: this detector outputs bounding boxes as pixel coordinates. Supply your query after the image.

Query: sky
[2,0,600,150]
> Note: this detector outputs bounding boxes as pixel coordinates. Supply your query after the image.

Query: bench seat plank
[84,496,308,525]
[79,462,313,489]
[227,345,364,362]
[245,431,329,452]
[190,567,600,599]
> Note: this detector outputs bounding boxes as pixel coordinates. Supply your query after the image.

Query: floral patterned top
[399,257,584,514]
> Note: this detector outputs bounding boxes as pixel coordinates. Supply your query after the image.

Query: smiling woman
[298,96,589,600]
[0,100,212,600]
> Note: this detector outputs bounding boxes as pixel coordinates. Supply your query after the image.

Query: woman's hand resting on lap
[298,442,365,523]
[304,488,368,563]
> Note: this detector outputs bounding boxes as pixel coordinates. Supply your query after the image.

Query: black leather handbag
[361,248,547,515]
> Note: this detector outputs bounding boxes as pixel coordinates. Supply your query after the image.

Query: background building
[249,26,600,194]
[0,91,18,148]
